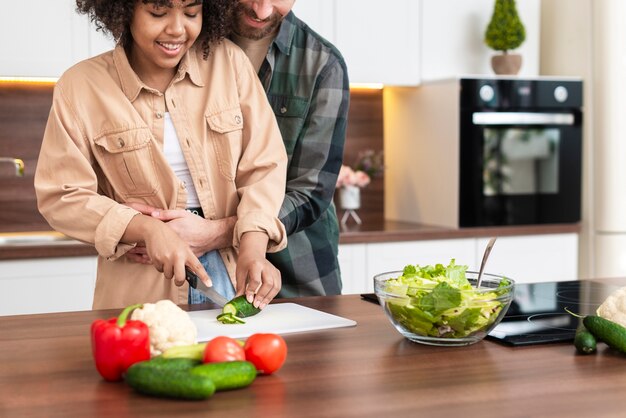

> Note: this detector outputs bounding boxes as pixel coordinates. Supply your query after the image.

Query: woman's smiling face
[129,0,203,86]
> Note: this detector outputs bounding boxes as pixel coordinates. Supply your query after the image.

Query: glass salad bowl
[374,267,515,346]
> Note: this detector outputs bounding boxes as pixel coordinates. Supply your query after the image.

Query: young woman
[34,0,287,310]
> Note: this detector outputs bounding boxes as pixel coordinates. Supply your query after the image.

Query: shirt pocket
[266,94,309,156]
[206,107,244,181]
[94,128,158,198]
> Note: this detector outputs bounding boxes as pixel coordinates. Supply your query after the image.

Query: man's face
[233,0,295,40]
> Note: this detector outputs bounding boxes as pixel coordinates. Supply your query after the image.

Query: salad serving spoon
[476,237,497,288]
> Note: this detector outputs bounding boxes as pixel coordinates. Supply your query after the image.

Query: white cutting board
[188,303,357,342]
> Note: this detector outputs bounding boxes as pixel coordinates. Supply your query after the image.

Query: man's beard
[232,3,283,40]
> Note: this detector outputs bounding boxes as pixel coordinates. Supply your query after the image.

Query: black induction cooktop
[361,280,624,346]
[486,280,623,346]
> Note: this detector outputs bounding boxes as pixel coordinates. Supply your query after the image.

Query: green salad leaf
[383,259,511,338]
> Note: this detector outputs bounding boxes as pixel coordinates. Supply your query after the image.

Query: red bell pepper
[90,303,150,381]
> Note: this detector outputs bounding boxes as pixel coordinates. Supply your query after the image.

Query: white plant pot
[339,185,361,210]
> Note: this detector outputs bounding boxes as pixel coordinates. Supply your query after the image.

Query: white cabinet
[475,234,579,284]
[0,256,98,316]
[293,0,420,85]
[420,0,541,80]
[334,0,420,85]
[0,0,114,77]
[364,238,476,292]
[292,0,335,41]
[339,233,578,294]
[4,1,540,83]
[295,0,540,85]
[337,243,367,294]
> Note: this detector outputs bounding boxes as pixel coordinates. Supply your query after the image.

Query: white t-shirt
[162,112,201,208]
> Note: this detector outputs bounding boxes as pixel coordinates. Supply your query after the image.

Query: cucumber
[139,357,201,370]
[125,362,215,400]
[223,295,261,318]
[583,315,626,354]
[190,361,257,391]
[162,344,207,361]
[574,325,597,354]
[217,295,261,324]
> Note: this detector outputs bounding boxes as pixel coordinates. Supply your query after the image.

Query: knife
[185,267,229,308]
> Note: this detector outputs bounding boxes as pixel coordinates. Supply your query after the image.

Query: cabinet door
[334,0,420,85]
[365,239,476,292]
[420,0,540,81]
[475,234,578,283]
[338,244,367,294]
[1,0,89,77]
[292,0,335,42]
[0,256,97,316]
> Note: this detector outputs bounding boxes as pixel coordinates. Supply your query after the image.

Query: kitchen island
[1,292,625,418]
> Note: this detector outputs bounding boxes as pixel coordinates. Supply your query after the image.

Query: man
[127,0,349,298]
[230,0,350,297]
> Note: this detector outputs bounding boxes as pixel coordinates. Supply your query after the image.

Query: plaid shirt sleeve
[277,56,350,235]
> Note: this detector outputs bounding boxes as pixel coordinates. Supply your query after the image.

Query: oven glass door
[459,111,582,227]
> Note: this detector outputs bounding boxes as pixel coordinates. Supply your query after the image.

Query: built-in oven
[459,78,583,226]
[384,76,583,228]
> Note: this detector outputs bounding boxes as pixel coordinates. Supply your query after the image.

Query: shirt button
[280,106,287,114]
[117,138,125,148]
[235,115,242,124]
[156,112,163,119]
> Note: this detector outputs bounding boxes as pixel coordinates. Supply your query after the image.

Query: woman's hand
[235,231,281,309]
[123,213,210,287]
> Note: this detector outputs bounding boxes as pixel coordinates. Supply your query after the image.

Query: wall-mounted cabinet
[295,0,540,86]
[0,0,113,77]
[294,0,420,85]
[3,1,539,84]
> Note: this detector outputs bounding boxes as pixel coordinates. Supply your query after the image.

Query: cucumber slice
[217,295,261,324]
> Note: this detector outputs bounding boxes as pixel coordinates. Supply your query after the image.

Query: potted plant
[335,150,384,225]
[484,0,526,75]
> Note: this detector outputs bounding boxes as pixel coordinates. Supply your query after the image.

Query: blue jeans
[188,250,235,304]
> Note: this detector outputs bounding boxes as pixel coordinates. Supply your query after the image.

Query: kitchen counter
[0,221,581,260]
[339,219,581,244]
[1,288,625,418]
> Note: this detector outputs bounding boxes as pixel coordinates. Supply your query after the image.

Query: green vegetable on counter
[125,359,214,400]
[216,295,261,325]
[383,259,511,338]
[190,361,257,391]
[583,315,626,354]
[574,325,597,354]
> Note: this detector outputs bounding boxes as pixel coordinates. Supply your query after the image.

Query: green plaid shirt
[258,12,350,297]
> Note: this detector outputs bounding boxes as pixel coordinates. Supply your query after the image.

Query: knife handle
[185,267,199,289]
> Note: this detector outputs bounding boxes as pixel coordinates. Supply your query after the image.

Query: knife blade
[185,267,229,308]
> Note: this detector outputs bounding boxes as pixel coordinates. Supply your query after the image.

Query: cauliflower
[131,299,197,357]
[597,286,626,328]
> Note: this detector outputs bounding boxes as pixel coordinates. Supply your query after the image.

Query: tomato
[203,336,246,363]
[244,333,288,374]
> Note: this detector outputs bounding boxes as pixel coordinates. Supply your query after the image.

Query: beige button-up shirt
[35,41,287,309]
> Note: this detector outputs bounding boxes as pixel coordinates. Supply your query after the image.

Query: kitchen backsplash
[0,84,384,233]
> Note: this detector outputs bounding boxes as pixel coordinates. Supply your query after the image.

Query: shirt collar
[113,44,204,101]
[272,10,297,56]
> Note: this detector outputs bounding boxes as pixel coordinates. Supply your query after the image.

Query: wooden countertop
[0,221,581,260]
[1,291,625,417]
[338,219,581,244]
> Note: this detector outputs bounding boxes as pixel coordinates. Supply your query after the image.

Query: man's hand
[235,231,281,309]
[125,203,236,260]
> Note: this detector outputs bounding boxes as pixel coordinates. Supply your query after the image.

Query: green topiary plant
[484,0,526,53]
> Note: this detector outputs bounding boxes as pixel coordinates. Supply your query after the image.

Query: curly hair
[76,0,236,59]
